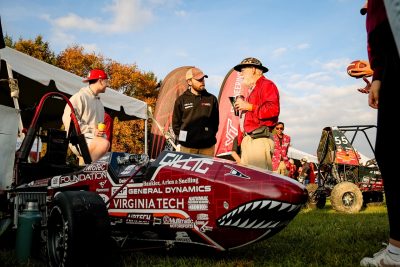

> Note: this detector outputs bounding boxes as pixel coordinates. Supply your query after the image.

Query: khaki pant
[240,135,274,170]
[274,161,288,176]
[179,145,215,157]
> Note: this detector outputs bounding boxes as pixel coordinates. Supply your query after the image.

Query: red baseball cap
[83,69,108,82]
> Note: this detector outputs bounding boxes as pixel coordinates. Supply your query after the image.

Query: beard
[241,76,253,88]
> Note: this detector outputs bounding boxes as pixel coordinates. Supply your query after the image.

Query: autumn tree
[7,35,57,65]
[56,45,105,77]
[6,35,159,154]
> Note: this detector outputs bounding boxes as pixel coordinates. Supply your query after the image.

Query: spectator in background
[298,157,310,185]
[309,162,316,184]
[272,122,291,175]
[288,158,297,179]
[233,57,280,170]
[172,67,219,156]
[359,1,400,266]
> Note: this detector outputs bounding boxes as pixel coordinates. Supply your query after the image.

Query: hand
[94,128,106,138]
[234,97,252,111]
[368,80,381,109]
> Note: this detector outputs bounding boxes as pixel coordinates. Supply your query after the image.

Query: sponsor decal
[143,180,161,186]
[161,177,199,185]
[224,118,239,147]
[224,165,250,179]
[111,187,128,198]
[163,215,194,229]
[96,180,109,192]
[59,172,107,185]
[165,185,211,193]
[188,196,209,211]
[112,198,184,209]
[159,152,213,174]
[127,184,210,195]
[96,188,110,193]
[175,232,192,242]
[84,163,107,171]
[197,213,209,221]
[126,213,152,225]
[128,187,163,195]
[99,180,107,188]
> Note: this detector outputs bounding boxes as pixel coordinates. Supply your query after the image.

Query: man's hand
[234,97,252,111]
[94,128,106,138]
[368,80,381,109]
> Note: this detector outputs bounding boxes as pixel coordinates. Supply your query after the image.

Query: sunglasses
[276,127,284,130]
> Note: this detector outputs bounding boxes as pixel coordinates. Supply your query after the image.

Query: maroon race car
[0,92,307,266]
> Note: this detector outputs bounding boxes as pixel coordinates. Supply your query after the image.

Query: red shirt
[244,76,280,133]
[272,134,291,171]
[366,0,388,81]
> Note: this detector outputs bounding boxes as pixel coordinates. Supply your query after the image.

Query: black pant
[371,22,400,241]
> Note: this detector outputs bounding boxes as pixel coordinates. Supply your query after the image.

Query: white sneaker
[360,246,400,267]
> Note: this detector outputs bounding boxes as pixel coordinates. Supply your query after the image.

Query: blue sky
[0,0,376,157]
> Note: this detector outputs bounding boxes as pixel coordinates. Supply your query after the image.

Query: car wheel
[305,184,326,209]
[47,191,110,267]
[331,182,363,213]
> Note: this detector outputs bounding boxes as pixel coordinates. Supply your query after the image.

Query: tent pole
[6,63,25,139]
[145,118,148,155]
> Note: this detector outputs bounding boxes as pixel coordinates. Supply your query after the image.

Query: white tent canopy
[288,147,318,164]
[0,47,148,120]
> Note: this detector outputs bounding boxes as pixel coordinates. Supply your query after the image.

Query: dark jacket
[172,89,219,149]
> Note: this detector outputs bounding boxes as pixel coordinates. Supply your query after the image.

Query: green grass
[0,202,389,267]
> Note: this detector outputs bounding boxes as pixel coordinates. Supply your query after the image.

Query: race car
[0,92,308,266]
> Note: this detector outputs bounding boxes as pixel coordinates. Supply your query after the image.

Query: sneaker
[360,246,400,267]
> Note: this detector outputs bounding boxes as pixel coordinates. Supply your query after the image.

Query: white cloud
[296,43,310,50]
[49,0,155,35]
[271,47,288,57]
[320,58,350,71]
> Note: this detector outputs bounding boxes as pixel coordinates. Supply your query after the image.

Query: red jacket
[244,76,280,133]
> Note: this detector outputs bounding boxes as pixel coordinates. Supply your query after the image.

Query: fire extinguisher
[15,200,42,262]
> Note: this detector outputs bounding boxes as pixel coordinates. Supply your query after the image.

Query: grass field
[0,202,389,267]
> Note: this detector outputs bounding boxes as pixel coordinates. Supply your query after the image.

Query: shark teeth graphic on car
[217,200,301,229]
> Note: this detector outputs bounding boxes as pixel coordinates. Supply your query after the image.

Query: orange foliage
[56,46,105,77]
[10,36,161,154]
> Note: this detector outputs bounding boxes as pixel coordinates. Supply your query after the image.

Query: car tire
[47,191,110,267]
[305,183,326,209]
[331,182,363,213]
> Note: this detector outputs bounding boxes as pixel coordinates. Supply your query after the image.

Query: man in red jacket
[233,57,280,170]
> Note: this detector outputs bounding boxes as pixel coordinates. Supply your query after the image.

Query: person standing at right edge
[360,1,400,266]
[233,57,280,170]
